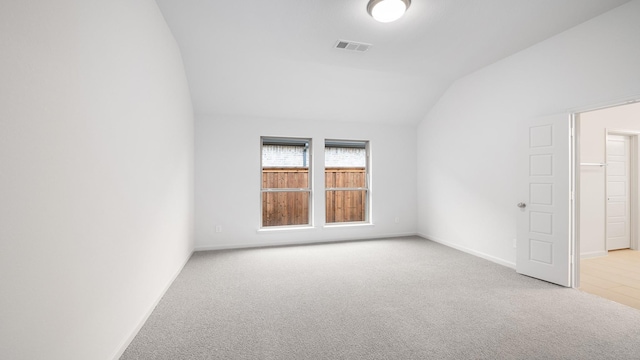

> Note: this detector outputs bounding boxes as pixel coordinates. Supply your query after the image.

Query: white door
[517,114,571,287]
[606,135,631,250]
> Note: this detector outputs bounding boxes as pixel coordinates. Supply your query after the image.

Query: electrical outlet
[215,225,222,233]
[395,217,400,223]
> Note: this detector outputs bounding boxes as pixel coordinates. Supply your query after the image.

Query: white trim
[567,95,640,115]
[571,114,579,288]
[573,113,582,288]
[257,225,316,233]
[194,232,417,252]
[323,222,374,229]
[580,251,608,259]
[324,138,372,223]
[418,233,516,269]
[607,129,640,136]
[260,136,314,230]
[110,250,193,360]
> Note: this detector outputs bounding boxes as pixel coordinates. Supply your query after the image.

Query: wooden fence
[262,168,309,227]
[262,167,366,227]
[325,168,366,223]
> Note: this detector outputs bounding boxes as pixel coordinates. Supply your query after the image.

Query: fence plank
[262,167,365,226]
[325,167,365,223]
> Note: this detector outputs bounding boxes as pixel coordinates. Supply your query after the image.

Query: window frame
[260,136,313,229]
[324,139,371,225]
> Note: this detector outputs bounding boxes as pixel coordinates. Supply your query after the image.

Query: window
[261,137,312,227]
[325,140,369,224]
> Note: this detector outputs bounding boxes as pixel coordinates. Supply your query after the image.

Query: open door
[517,114,571,287]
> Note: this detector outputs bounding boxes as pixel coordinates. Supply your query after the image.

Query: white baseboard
[418,233,516,269]
[580,251,608,259]
[111,250,193,360]
[194,232,418,252]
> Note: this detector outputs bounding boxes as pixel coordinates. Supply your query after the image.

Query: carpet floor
[121,236,640,359]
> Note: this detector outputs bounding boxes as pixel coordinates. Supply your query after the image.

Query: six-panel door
[517,114,571,287]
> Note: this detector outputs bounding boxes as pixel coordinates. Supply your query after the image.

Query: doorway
[575,101,640,309]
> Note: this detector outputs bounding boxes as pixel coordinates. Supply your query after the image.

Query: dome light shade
[367,0,411,23]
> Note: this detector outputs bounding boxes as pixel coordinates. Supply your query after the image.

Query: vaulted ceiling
[155,0,630,124]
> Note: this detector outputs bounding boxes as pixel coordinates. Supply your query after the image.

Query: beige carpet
[121,236,640,359]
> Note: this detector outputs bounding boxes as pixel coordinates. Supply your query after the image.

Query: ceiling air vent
[335,40,372,52]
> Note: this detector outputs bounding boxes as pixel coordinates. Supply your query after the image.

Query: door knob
[517,202,527,208]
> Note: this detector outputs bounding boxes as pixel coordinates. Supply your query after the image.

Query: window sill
[323,222,374,229]
[257,225,315,233]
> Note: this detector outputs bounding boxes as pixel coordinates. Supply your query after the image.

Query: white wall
[0,1,194,359]
[195,114,417,250]
[417,0,640,267]
[579,102,640,257]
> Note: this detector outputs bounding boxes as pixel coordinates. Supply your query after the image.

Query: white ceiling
[155,0,630,125]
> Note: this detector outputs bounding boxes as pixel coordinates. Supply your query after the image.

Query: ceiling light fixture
[367,0,411,23]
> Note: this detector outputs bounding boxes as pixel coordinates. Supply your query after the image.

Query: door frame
[571,97,640,288]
